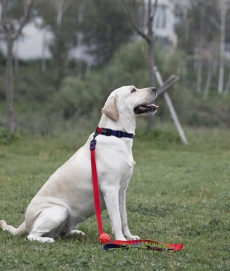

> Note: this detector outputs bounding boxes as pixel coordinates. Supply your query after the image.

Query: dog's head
[102,86,158,121]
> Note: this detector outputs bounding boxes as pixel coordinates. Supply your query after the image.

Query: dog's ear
[102,96,119,121]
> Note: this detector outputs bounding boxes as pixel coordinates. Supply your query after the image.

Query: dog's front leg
[119,186,140,240]
[102,187,126,240]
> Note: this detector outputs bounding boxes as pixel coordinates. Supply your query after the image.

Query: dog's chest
[126,153,136,167]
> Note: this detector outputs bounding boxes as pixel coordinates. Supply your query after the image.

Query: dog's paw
[40,237,55,243]
[126,235,141,240]
[0,220,7,231]
[28,235,55,243]
[116,236,127,241]
[70,230,85,236]
[0,220,6,229]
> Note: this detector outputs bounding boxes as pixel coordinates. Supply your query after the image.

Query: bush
[0,128,20,145]
[51,41,192,123]
[136,128,180,144]
[52,75,105,119]
[3,41,227,129]
[105,41,149,89]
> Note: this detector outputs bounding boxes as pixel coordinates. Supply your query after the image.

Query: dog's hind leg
[27,206,70,243]
[0,220,27,235]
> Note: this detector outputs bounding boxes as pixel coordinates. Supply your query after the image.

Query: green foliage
[14,61,55,101]
[0,75,6,100]
[0,127,230,270]
[9,43,230,129]
[52,41,151,119]
[1,0,27,21]
[38,0,82,87]
[1,37,230,130]
[52,75,104,119]
[0,128,20,145]
[136,128,181,145]
[82,0,133,65]
[154,45,185,80]
[51,41,186,120]
[105,41,149,88]
[175,0,220,54]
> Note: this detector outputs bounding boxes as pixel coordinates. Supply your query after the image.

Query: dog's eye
[131,88,136,93]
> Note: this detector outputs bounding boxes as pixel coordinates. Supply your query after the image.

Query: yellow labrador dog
[0,86,158,243]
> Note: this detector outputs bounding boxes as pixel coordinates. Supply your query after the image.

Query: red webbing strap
[110,239,183,251]
[90,147,103,235]
[90,138,110,244]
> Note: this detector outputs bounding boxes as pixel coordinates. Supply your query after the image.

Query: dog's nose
[151,87,157,93]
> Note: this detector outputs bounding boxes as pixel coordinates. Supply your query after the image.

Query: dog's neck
[98,114,136,135]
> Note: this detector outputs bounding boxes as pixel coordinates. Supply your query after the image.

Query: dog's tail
[0,220,27,236]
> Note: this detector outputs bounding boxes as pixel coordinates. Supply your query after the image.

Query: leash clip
[90,132,98,150]
[90,141,96,150]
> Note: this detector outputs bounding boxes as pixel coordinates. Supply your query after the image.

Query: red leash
[90,132,111,244]
[90,128,133,243]
[90,127,183,250]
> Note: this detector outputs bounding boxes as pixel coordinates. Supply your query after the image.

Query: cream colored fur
[0,86,157,243]
[102,96,119,121]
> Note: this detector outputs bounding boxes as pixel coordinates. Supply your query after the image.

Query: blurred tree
[81,0,133,65]
[175,0,219,54]
[38,0,82,88]
[121,0,158,131]
[218,0,226,94]
[175,0,230,96]
[0,0,35,132]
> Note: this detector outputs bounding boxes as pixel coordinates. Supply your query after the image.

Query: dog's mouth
[134,103,159,115]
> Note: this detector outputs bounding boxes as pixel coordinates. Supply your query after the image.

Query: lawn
[0,126,229,271]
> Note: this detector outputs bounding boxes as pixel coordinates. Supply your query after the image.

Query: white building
[0,18,52,60]
[153,0,175,44]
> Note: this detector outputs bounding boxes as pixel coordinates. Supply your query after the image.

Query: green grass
[0,126,230,271]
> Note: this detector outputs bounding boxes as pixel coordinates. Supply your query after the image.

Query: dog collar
[95,127,133,139]
[90,127,133,150]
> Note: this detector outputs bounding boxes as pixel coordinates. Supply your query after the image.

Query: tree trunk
[154,66,188,145]
[147,0,155,131]
[218,0,226,94]
[203,67,213,100]
[6,35,14,132]
[196,59,203,93]
[41,28,47,73]
[148,39,155,87]
[14,41,19,75]
[1,0,35,132]
[120,0,157,131]
[56,0,64,27]
[147,37,155,131]
[223,73,230,98]
[196,4,205,93]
